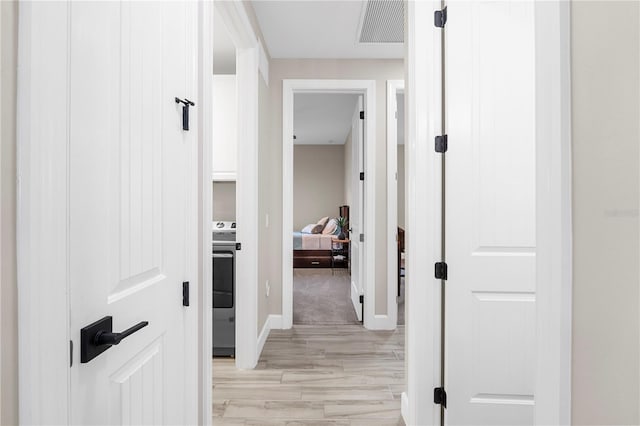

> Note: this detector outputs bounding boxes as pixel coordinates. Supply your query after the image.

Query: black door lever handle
[80,316,150,363]
[93,321,149,346]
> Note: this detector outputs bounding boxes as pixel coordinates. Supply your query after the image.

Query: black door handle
[94,321,148,346]
[80,316,149,363]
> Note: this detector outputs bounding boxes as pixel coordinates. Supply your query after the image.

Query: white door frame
[402,1,572,425]
[211,1,262,372]
[386,79,404,329]
[15,1,263,423]
[281,79,392,330]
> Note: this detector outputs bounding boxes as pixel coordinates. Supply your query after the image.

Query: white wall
[293,145,345,230]
[0,1,18,424]
[571,1,640,423]
[212,181,236,221]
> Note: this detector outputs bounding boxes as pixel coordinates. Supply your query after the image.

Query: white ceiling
[213,12,236,74]
[294,93,359,145]
[251,0,404,59]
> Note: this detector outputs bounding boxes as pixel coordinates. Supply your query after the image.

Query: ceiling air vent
[358,0,404,44]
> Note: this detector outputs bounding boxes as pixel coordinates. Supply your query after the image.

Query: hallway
[213,325,405,425]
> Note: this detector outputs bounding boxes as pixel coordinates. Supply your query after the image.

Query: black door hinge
[434,7,447,28]
[359,172,365,181]
[434,387,447,407]
[236,242,242,251]
[360,111,365,120]
[70,340,73,367]
[435,262,448,280]
[359,295,364,304]
[183,281,190,307]
[435,135,448,153]
[359,233,364,243]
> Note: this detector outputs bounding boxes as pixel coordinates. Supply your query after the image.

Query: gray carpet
[293,269,360,325]
[292,268,406,326]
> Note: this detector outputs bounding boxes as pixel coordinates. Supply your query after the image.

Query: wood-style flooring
[213,325,405,425]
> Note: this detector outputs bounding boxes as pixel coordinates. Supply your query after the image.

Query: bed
[293,205,349,268]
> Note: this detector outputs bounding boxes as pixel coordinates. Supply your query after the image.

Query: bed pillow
[322,218,338,235]
[301,224,315,234]
[301,223,324,234]
[316,216,330,229]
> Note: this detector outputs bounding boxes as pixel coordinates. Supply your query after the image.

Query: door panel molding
[17,2,202,424]
[403,1,572,425]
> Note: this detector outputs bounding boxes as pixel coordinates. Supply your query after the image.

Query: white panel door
[350,96,365,321]
[68,2,198,425]
[446,1,536,424]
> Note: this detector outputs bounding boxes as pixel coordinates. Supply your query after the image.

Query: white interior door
[350,96,365,321]
[68,2,198,425]
[446,1,536,424]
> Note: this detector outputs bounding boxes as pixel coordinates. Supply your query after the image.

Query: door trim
[402,1,572,425]
[17,3,72,423]
[197,1,213,424]
[212,1,261,372]
[533,1,573,423]
[280,79,390,329]
[386,79,404,330]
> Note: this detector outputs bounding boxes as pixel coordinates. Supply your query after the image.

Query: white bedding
[295,233,334,250]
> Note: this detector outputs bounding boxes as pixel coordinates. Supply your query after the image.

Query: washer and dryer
[212,221,237,357]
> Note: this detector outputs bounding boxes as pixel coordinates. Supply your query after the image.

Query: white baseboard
[256,314,283,360]
[269,314,283,330]
[368,314,396,330]
[401,392,409,425]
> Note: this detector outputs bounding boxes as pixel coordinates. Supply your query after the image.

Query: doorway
[291,93,361,325]
[281,79,380,330]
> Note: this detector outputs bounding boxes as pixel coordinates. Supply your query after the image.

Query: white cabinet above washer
[212,75,237,181]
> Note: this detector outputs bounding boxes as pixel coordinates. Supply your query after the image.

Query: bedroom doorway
[282,80,380,329]
[291,93,362,325]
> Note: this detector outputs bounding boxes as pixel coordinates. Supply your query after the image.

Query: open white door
[350,96,365,322]
[67,2,198,424]
[446,1,536,424]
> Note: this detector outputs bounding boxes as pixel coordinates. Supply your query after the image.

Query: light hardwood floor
[213,325,405,425]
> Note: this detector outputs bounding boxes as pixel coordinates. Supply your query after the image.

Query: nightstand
[331,238,350,274]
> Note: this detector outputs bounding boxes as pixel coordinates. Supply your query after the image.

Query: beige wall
[238,1,276,336]
[397,145,405,229]
[0,1,18,425]
[264,59,404,317]
[257,75,275,334]
[571,1,640,423]
[212,181,236,222]
[293,145,345,230]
